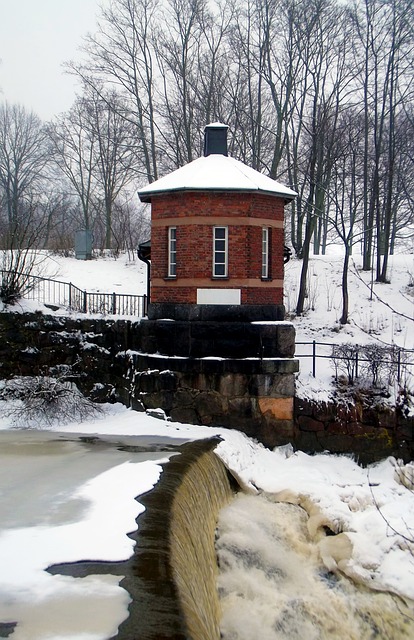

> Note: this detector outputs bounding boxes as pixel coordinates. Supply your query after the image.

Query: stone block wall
[121,353,298,449]
[295,396,414,464]
[1,311,412,461]
[139,319,295,358]
[0,312,298,448]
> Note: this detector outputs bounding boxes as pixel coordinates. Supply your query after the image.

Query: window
[168,227,177,277]
[213,226,228,277]
[262,227,269,279]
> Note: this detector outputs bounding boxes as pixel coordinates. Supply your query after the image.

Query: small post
[397,349,401,384]
[83,290,87,314]
[312,340,316,377]
[112,292,117,314]
[355,350,359,380]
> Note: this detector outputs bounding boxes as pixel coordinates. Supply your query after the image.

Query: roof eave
[138,186,297,204]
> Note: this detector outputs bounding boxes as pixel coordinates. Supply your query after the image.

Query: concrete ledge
[140,318,296,358]
[148,303,285,322]
[132,352,299,375]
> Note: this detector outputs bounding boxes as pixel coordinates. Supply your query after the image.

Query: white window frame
[168,226,177,277]
[261,227,269,279]
[213,226,228,278]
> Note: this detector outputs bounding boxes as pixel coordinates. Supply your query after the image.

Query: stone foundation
[121,352,298,449]
[0,311,298,448]
[1,311,412,460]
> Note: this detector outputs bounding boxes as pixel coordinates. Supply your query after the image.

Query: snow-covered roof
[138,154,297,203]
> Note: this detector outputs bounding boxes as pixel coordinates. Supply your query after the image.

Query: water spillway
[116,438,236,640]
[115,439,414,639]
[216,492,414,639]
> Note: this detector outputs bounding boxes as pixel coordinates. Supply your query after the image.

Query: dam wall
[115,438,235,640]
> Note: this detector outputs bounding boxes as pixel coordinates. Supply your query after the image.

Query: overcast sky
[0,0,106,121]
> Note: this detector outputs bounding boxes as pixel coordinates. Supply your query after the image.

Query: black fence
[296,340,414,384]
[0,271,148,318]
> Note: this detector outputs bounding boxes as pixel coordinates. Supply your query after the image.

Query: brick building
[135,124,299,444]
[138,123,296,322]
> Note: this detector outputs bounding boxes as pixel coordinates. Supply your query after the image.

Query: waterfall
[116,438,235,640]
[216,492,414,639]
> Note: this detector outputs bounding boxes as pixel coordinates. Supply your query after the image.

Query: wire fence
[296,340,414,384]
[0,271,148,317]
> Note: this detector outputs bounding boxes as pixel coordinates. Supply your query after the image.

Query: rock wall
[295,395,413,464]
[0,312,297,448]
[123,352,297,448]
[0,312,133,400]
[1,311,412,461]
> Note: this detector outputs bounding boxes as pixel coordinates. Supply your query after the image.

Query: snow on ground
[4,248,412,392]
[41,251,147,295]
[1,404,414,638]
[285,248,414,347]
[286,249,414,405]
[3,247,413,347]
[0,249,413,638]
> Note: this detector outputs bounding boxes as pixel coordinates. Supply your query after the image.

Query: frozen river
[0,429,183,640]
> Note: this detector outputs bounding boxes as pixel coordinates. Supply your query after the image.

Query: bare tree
[330,108,365,324]
[351,0,414,277]
[86,90,140,250]
[0,102,49,232]
[49,98,98,233]
[0,102,56,302]
[292,0,353,314]
[67,0,159,183]
[154,0,206,166]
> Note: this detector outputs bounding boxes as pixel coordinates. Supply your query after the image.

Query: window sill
[211,276,229,280]
[164,276,177,280]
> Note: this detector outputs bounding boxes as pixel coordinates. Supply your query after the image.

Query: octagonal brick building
[138,123,296,323]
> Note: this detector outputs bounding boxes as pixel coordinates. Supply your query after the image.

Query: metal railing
[0,271,148,317]
[295,340,414,383]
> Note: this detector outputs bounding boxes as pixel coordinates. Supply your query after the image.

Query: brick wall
[150,191,285,305]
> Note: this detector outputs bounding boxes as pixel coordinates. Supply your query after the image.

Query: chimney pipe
[203,123,228,157]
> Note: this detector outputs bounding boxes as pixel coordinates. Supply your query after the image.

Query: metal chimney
[203,122,228,156]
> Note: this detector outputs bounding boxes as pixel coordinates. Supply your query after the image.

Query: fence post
[397,348,401,384]
[355,350,359,380]
[112,292,116,315]
[83,290,87,314]
[312,340,316,377]
[143,294,148,316]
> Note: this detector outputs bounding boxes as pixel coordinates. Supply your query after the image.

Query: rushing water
[216,493,414,640]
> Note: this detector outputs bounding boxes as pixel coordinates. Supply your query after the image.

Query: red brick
[150,191,286,305]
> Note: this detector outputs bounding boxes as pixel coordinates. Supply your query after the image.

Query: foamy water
[216,493,414,639]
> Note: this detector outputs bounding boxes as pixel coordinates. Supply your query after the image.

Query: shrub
[0,375,104,427]
[360,344,395,388]
[331,343,359,384]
